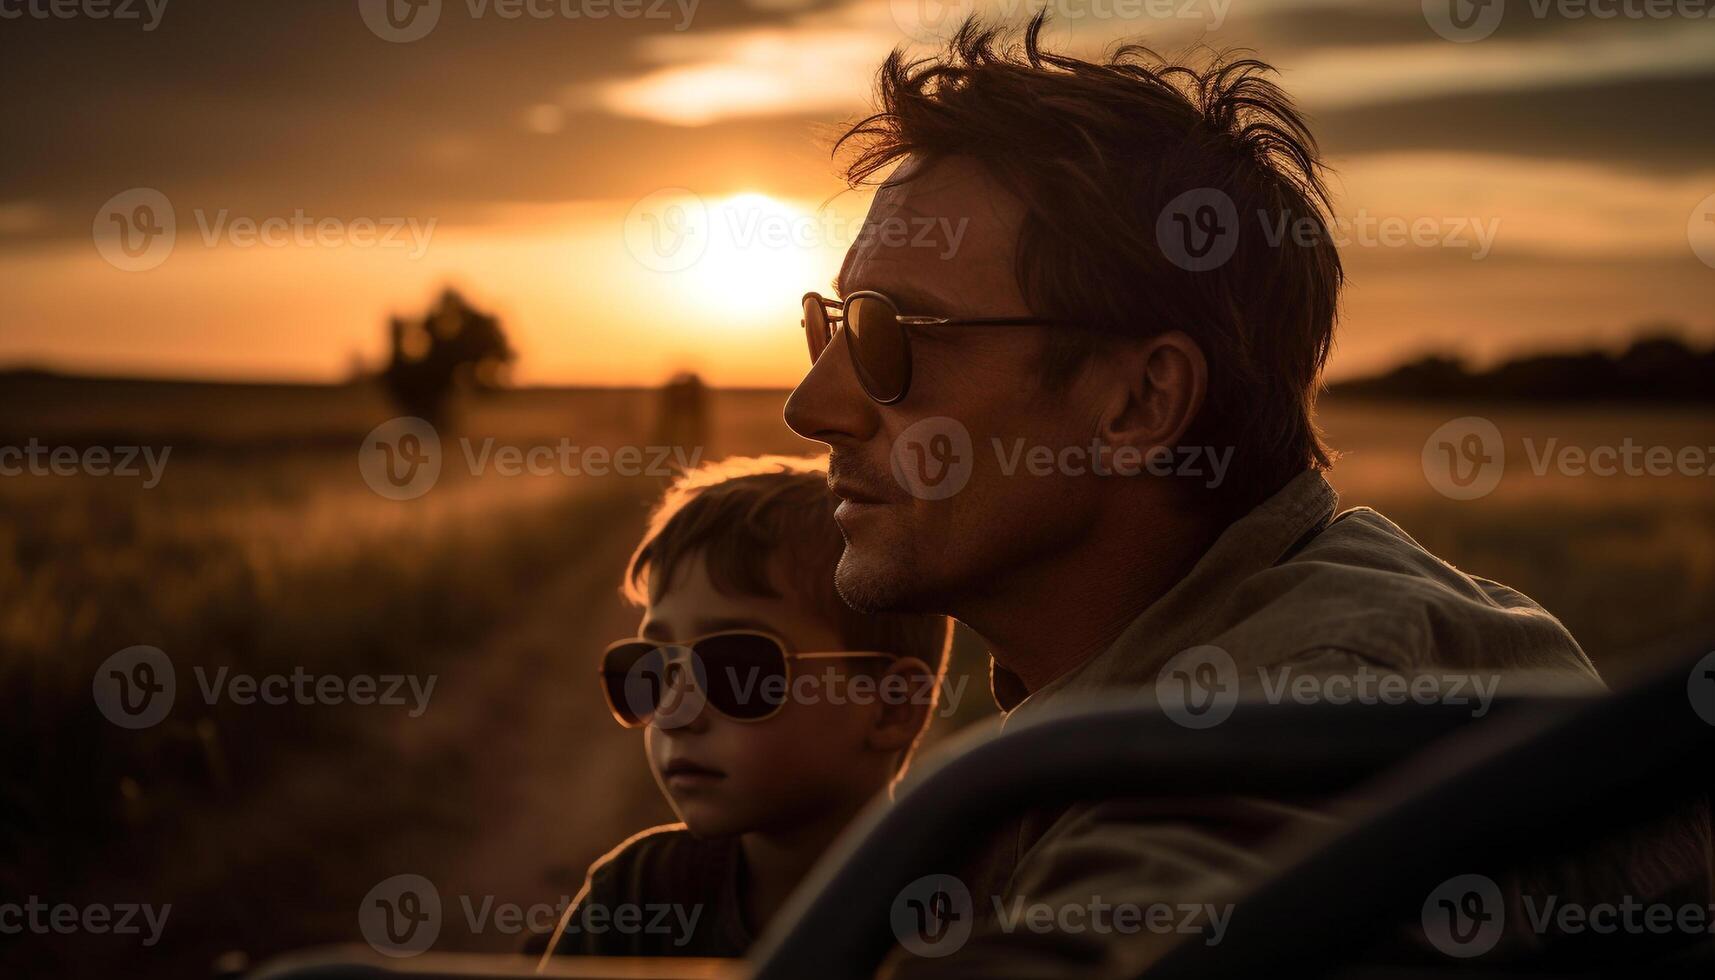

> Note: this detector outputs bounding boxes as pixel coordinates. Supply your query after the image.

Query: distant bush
[1331,333,1715,402]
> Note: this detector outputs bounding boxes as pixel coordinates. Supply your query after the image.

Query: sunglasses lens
[846,294,909,402]
[693,633,788,721]
[802,295,831,365]
[602,643,713,728]
[601,642,662,726]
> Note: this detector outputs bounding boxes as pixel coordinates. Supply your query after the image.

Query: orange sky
[2,0,1712,385]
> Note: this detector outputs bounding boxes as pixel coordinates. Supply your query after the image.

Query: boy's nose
[784,326,880,448]
[650,652,708,733]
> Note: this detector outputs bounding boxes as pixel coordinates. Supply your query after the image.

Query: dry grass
[2,378,1710,976]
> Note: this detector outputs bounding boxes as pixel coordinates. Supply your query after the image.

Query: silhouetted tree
[381,289,515,424]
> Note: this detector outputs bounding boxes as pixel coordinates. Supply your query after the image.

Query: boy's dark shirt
[542,824,752,960]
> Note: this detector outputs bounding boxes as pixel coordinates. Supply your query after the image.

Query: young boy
[538,456,951,962]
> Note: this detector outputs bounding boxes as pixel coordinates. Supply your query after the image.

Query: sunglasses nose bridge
[658,644,694,685]
[653,645,706,719]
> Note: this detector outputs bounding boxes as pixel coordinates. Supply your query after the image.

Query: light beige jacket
[883,471,1704,979]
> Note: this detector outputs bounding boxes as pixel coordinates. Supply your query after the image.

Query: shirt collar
[989,470,1339,716]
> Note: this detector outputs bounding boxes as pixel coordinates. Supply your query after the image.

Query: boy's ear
[865,656,934,755]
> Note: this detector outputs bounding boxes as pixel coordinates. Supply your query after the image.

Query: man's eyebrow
[831,273,950,315]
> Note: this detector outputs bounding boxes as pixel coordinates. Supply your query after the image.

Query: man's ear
[1094,330,1208,459]
[864,656,934,755]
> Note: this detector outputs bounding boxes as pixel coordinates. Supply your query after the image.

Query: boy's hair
[836,14,1342,514]
[625,456,951,677]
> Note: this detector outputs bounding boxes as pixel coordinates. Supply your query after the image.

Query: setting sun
[680,192,831,327]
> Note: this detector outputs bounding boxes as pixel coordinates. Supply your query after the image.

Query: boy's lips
[661,759,725,786]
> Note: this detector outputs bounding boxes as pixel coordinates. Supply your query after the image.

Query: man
[780,16,1690,978]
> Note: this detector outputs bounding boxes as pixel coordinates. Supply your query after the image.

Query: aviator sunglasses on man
[801,290,1059,404]
[600,629,899,728]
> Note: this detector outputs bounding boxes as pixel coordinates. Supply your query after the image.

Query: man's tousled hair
[836,14,1342,511]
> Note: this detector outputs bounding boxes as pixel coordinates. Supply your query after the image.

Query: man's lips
[828,474,896,506]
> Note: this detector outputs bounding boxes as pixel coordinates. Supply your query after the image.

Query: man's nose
[784,325,878,446]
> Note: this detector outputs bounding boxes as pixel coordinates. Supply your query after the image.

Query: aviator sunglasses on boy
[600,629,898,728]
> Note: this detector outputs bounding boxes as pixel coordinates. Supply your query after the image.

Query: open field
[2,374,1711,977]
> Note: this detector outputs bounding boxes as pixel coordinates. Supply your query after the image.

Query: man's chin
[834,541,923,614]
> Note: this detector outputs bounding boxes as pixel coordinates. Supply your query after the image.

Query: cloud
[1317,69,1715,172]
